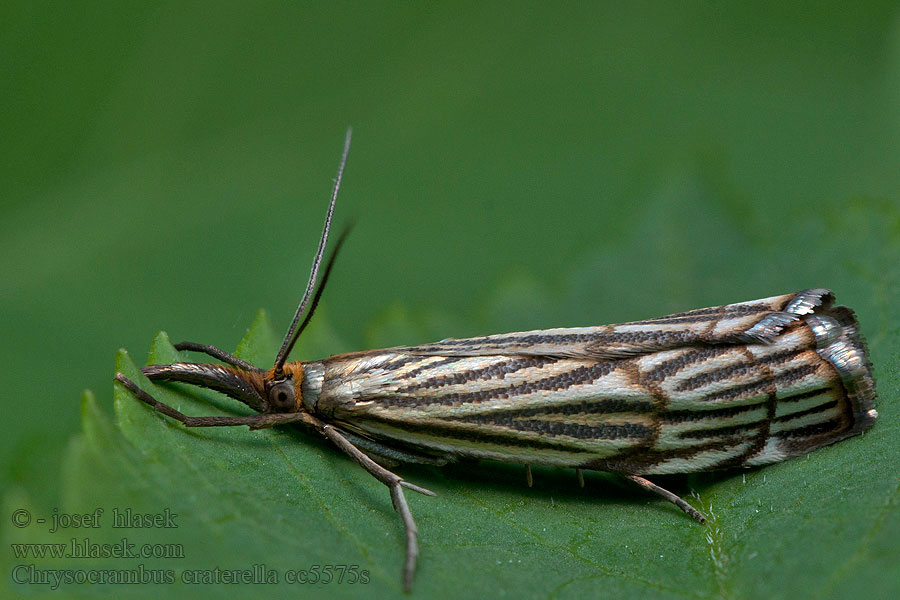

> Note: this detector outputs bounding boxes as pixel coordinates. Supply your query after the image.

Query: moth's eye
[268,381,295,412]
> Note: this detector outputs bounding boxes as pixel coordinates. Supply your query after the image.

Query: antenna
[280,222,353,364]
[273,127,352,374]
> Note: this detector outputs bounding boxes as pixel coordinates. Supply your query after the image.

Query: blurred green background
[2,2,899,599]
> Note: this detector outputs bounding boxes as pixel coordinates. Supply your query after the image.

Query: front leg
[115,374,312,428]
[305,416,434,592]
[116,373,433,590]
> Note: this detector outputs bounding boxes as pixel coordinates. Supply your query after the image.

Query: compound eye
[268,381,295,412]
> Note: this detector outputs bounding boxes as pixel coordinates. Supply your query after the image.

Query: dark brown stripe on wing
[379,355,429,372]
[629,314,725,325]
[775,417,844,439]
[642,346,735,382]
[404,326,731,352]
[358,420,603,452]
[386,360,623,407]
[631,307,727,322]
[634,302,773,323]
[396,356,558,393]
[699,364,818,403]
[583,439,740,474]
[673,348,802,392]
[660,384,837,428]
[773,399,839,423]
[400,356,462,379]
[447,398,656,419]
[662,400,767,422]
[677,420,765,439]
[403,332,600,351]
[777,386,837,403]
[450,414,652,440]
[586,330,705,345]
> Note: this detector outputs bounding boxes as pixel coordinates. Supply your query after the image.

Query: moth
[115,129,878,591]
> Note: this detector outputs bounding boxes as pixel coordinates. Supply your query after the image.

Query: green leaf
[5,191,898,600]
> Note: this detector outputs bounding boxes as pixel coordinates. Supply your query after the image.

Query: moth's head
[142,131,350,421]
[263,362,305,413]
[143,361,306,415]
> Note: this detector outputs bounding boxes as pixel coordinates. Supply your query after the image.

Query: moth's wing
[315,287,875,474]
[398,289,835,360]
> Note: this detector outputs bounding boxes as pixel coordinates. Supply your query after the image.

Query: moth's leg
[525,464,533,487]
[575,468,585,488]
[115,374,310,429]
[119,373,430,590]
[310,419,433,592]
[172,341,260,371]
[624,475,706,524]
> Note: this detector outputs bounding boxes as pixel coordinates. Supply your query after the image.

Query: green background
[2,2,898,599]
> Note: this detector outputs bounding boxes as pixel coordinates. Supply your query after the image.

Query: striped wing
[309,289,876,474]
[397,289,832,359]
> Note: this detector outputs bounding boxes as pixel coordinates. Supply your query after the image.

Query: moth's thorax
[303,351,409,418]
[299,360,325,413]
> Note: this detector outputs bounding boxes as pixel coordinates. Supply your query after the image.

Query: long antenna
[273,127,352,374]
[279,222,353,364]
